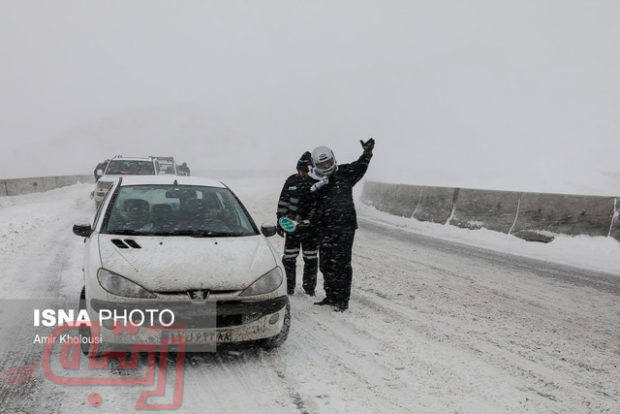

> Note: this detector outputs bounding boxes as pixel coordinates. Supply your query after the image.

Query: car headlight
[97,269,155,298]
[96,181,113,191]
[239,267,283,297]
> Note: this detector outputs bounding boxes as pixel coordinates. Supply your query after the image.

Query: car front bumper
[87,296,289,348]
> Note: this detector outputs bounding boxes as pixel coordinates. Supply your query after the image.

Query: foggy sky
[1,1,619,194]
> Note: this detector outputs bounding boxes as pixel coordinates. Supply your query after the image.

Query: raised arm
[344,138,375,186]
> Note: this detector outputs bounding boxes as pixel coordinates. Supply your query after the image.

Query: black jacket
[312,152,372,232]
[277,152,317,223]
[177,163,190,176]
[277,173,317,222]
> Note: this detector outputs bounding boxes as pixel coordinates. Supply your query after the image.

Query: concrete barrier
[511,193,615,238]
[55,176,75,187]
[55,175,93,188]
[361,182,421,217]
[449,188,521,233]
[361,181,620,242]
[360,181,390,210]
[412,186,457,224]
[609,198,620,241]
[4,176,56,195]
[1,174,93,197]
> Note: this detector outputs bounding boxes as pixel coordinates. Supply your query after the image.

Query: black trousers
[319,229,355,305]
[282,229,318,292]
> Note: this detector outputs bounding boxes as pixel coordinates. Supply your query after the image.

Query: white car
[93,156,158,208]
[73,175,289,354]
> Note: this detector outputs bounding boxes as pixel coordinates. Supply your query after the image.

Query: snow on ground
[0,183,93,299]
[357,202,620,277]
[0,179,618,413]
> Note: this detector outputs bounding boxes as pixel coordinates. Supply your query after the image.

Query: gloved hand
[276,222,285,237]
[311,176,329,192]
[360,137,375,155]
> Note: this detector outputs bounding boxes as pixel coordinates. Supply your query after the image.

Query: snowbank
[357,202,620,276]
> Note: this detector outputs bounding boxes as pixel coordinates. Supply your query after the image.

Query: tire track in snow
[350,224,619,412]
[0,185,93,413]
[275,369,310,414]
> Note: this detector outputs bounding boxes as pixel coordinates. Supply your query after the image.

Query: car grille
[154,290,251,327]
[90,296,288,329]
[157,289,239,298]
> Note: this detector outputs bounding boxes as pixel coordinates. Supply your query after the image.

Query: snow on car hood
[98,234,277,292]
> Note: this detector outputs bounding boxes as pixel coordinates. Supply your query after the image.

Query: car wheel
[78,287,93,356]
[260,304,290,350]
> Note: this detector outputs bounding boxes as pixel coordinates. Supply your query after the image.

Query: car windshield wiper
[107,229,147,236]
[107,230,250,237]
[167,230,246,237]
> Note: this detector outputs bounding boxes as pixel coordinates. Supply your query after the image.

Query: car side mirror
[260,223,277,237]
[73,224,93,238]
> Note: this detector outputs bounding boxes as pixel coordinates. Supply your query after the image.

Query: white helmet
[311,146,337,176]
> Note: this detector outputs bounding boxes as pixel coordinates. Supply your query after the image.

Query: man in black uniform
[177,162,191,176]
[276,152,318,296]
[311,138,375,311]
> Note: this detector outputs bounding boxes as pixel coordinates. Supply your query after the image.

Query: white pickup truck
[93,156,157,209]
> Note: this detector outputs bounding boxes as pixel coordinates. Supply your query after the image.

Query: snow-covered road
[0,177,618,413]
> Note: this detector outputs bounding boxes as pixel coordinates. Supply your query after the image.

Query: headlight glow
[97,269,155,298]
[239,267,283,297]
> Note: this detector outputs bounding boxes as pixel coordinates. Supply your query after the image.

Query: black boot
[334,300,348,312]
[284,262,296,296]
[314,297,335,306]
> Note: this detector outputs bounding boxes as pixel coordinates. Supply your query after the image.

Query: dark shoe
[334,302,348,312]
[314,297,335,306]
[303,289,315,297]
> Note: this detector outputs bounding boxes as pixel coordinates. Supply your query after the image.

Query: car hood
[99,174,151,181]
[98,234,276,292]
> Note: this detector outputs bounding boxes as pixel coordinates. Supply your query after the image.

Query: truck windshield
[158,163,176,175]
[103,185,258,237]
[106,160,155,175]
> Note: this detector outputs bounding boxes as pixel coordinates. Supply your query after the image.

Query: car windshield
[158,163,176,174]
[103,185,257,237]
[105,160,155,175]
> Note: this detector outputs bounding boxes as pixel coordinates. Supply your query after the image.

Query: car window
[157,163,176,174]
[105,160,155,175]
[103,185,257,237]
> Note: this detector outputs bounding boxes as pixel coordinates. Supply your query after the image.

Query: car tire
[259,303,290,350]
[78,287,93,357]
